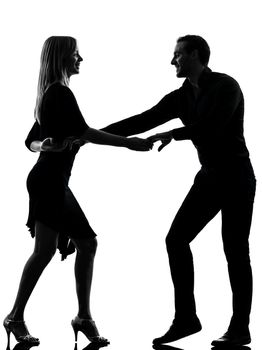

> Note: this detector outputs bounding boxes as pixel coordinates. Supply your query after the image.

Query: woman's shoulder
[46,82,72,94]
[44,83,75,102]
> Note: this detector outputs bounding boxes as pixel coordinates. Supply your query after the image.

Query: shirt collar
[198,66,212,87]
[183,66,212,89]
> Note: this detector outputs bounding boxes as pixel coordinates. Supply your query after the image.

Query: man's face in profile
[171,41,192,78]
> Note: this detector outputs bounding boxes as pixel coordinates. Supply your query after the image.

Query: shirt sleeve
[101,90,181,137]
[41,85,89,142]
[171,76,243,141]
[25,121,41,151]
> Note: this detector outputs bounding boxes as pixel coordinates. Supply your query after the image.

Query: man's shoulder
[209,71,240,87]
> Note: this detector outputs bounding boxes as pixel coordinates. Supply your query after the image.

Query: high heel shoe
[3,316,40,347]
[71,316,109,345]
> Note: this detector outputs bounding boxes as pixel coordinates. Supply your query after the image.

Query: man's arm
[101,90,181,136]
[148,76,243,150]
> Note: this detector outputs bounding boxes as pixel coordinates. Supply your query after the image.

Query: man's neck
[187,65,205,88]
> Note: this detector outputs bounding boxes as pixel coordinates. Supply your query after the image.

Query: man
[102,35,256,347]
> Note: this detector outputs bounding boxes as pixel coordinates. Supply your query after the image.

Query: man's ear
[191,49,199,60]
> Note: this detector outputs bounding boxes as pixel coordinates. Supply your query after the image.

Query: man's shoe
[152,317,202,345]
[211,330,251,347]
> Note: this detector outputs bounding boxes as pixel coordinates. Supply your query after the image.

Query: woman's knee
[73,237,98,256]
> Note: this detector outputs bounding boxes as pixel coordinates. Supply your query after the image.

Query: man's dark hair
[177,35,210,66]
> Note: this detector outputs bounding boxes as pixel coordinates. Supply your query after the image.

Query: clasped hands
[125,131,173,151]
[40,131,173,152]
[40,137,86,152]
[147,130,173,151]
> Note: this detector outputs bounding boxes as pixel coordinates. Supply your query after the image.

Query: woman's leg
[8,221,59,321]
[71,237,97,319]
[69,237,109,343]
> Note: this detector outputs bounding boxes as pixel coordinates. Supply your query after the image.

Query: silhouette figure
[102,35,256,347]
[3,36,152,348]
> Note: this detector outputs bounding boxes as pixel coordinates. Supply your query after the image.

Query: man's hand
[147,131,173,151]
[40,138,69,152]
[127,137,154,151]
[30,136,87,152]
[68,138,88,149]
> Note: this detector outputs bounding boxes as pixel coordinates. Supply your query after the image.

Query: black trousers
[166,159,256,331]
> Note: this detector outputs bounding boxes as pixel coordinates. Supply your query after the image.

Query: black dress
[25,83,96,260]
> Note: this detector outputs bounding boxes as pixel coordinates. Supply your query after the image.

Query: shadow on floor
[153,344,184,350]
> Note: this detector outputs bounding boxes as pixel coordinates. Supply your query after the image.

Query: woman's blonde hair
[34,36,77,122]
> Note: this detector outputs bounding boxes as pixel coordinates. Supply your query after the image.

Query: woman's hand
[127,137,153,151]
[147,131,173,151]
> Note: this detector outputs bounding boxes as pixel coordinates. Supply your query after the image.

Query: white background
[0,1,261,349]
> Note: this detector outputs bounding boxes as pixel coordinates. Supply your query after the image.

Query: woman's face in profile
[66,47,83,77]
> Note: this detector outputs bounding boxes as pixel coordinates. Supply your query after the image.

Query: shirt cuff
[172,126,191,140]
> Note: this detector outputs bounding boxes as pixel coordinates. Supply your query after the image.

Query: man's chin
[176,68,183,77]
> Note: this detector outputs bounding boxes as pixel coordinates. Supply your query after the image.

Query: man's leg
[222,201,254,332]
[153,170,221,344]
[212,171,256,347]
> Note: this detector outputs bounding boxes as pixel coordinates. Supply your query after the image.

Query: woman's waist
[28,159,72,184]
[36,153,74,173]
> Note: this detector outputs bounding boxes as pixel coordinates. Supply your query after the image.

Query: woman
[3,36,152,347]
